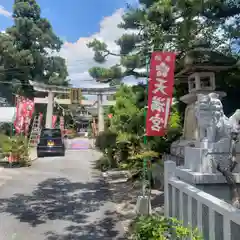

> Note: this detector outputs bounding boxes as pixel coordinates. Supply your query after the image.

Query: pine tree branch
[202,6,240,20]
[102,50,122,58]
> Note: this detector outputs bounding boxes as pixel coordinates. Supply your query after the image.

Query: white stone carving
[189,92,240,173]
[195,94,212,141]
[229,109,240,133]
[195,92,237,143]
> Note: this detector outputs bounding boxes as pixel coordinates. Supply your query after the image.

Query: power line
[0,59,105,71]
[0,66,115,86]
[0,73,98,82]
[0,66,32,72]
[0,80,32,86]
[0,80,113,90]
[0,79,103,88]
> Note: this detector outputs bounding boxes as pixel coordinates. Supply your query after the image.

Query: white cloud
[0,5,11,18]
[58,8,142,88]
[0,7,143,89]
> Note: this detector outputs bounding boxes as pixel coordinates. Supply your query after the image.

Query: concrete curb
[91,149,134,233]
[101,170,136,233]
[31,156,38,162]
[29,148,38,162]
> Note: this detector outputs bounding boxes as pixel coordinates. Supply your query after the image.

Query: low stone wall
[165,160,240,240]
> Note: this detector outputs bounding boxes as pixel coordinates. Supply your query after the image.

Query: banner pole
[136,55,152,215]
[143,56,149,197]
[12,94,17,137]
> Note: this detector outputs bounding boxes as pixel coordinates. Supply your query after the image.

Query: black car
[37,128,65,158]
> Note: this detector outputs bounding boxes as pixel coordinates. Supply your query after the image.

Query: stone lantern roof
[175,42,237,79]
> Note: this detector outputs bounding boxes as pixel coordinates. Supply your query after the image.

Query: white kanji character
[152,78,167,95]
[151,96,166,112]
[149,114,164,131]
[156,62,170,77]
[165,56,171,62]
[154,55,162,61]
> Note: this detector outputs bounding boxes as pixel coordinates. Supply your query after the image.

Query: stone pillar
[97,94,104,133]
[45,91,54,128]
[195,74,201,90]
[164,161,176,217]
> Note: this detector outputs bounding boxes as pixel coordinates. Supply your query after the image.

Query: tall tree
[87,0,240,114]
[0,0,69,102]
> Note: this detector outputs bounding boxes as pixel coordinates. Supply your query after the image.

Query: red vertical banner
[59,116,64,133]
[52,115,57,128]
[14,96,23,134]
[39,113,43,126]
[146,52,176,136]
[24,99,35,136]
[14,96,34,135]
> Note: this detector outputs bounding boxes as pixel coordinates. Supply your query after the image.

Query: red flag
[59,116,64,134]
[14,96,35,135]
[52,115,57,128]
[24,99,35,136]
[39,113,43,125]
[146,52,176,136]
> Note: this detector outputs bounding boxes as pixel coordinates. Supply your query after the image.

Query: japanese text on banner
[146,52,176,136]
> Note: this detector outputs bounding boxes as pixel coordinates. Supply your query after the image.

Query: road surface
[0,141,125,240]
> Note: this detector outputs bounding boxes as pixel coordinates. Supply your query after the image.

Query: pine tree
[0,0,69,101]
[87,0,240,113]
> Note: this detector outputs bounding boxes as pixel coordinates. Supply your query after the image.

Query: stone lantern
[170,43,237,158]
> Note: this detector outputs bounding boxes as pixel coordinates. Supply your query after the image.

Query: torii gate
[29,81,117,133]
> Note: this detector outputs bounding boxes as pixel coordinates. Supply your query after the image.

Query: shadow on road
[45,212,125,240]
[0,177,125,239]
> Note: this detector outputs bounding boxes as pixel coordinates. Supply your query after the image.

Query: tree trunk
[216,136,240,208]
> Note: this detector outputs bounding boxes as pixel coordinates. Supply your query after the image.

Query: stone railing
[162,153,184,166]
[164,160,240,240]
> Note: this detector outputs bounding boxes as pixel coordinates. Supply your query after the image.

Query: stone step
[103,170,131,181]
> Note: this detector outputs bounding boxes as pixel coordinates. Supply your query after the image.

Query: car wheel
[37,152,44,158]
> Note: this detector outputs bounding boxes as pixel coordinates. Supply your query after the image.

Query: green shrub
[0,134,11,159]
[95,130,117,151]
[13,136,31,166]
[0,123,13,136]
[66,129,78,139]
[87,125,93,138]
[95,155,111,171]
[0,134,12,155]
[1,135,31,166]
[129,214,202,240]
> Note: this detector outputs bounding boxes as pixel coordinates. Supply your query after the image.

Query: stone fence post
[164,161,176,217]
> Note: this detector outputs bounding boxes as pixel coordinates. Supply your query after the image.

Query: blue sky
[0,0,129,42]
[0,0,141,90]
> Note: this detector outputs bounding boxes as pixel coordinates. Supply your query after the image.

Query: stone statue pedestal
[184,146,211,173]
[184,138,240,173]
[175,167,240,203]
[179,138,240,203]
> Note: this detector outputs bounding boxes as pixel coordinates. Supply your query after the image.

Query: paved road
[69,139,90,150]
[0,147,125,239]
